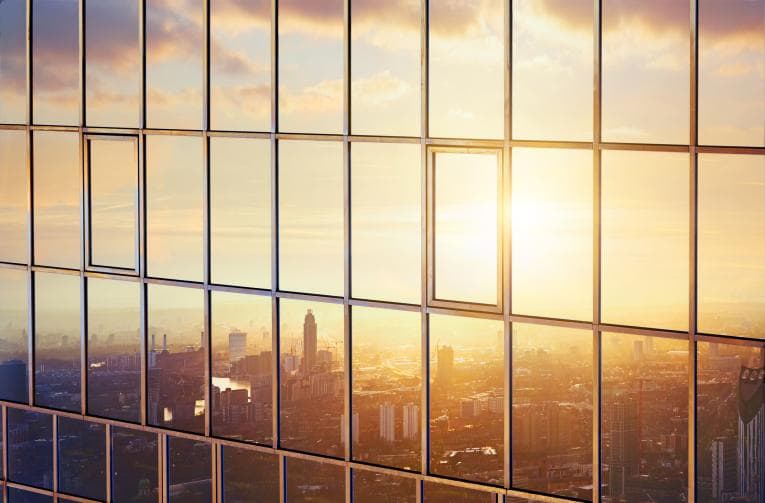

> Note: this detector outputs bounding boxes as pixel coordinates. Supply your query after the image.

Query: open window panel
[427,147,503,313]
[84,135,140,275]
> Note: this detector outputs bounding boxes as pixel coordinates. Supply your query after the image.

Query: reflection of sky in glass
[0,130,28,263]
[0,0,26,123]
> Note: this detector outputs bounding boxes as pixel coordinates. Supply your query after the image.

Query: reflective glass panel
[57,417,106,501]
[167,437,212,503]
[0,0,26,123]
[353,470,416,503]
[111,427,159,503]
[0,268,28,403]
[286,457,345,502]
[422,482,495,503]
[0,130,28,263]
[7,409,53,489]
[7,489,52,503]
[221,446,279,502]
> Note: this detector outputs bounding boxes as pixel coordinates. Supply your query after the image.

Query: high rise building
[608,396,640,500]
[379,402,396,443]
[303,310,317,374]
[711,436,737,501]
[737,366,764,503]
[403,403,419,440]
[437,345,454,388]
[228,331,247,363]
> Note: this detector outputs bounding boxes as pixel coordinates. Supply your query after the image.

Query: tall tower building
[737,366,764,503]
[403,403,419,440]
[302,310,317,374]
[711,437,737,501]
[437,345,454,388]
[608,396,640,500]
[228,331,247,363]
[379,402,396,443]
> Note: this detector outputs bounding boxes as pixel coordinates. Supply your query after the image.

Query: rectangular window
[7,409,53,490]
[87,136,138,271]
[0,268,28,404]
[8,488,53,503]
[353,470,417,503]
[0,0,26,124]
[286,458,345,501]
[0,130,28,263]
[111,427,158,503]
[57,418,106,501]
[423,481,496,503]
[221,446,279,502]
[167,437,212,503]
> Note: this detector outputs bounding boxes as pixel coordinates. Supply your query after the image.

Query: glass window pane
[511,148,593,321]
[698,154,765,339]
[0,268,28,403]
[278,0,343,134]
[210,137,271,288]
[0,0,26,124]
[0,130,29,263]
[146,0,203,129]
[32,0,79,125]
[88,137,138,270]
[601,150,689,331]
[8,409,53,489]
[210,0,271,132]
[221,446,279,502]
[85,0,140,127]
[278,140,344,296]
[353,470,416,503]
[147,284,205,434]
[429,0,503,139]
[86,278,141,423]
[602,0,690,144]
[111,427,159,503]
[146,135,204,282]
[422,482,495,503]
[279,298,344,457]
[167,437,212,503]
[512,0,593,141]
[433,151,499,306]
[699,0,765,147]
[7,489,52,503]
[351,142,420,304]
[286,457,345,502]
[601,332,689,502]
[34,272,81,413]
[33,131,80,269]
[351,306,421,470]
[511,324,593,500]
[211,291,273,445]
[350,0,420,136]
[57,418,106,501]
[696,340,764,503]
[429,314,504,485]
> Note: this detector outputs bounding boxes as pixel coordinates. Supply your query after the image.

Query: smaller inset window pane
[0,130,28,263]
[7,489,53,503]
[286,458,345,502]
[0,268,29,403]
[422,482,495,503]
[353,470,416,503]
[167,437,212,503]
[8,409,53,490]
[0,0,26,124]
[221,446,279,502]
[57,418,106,501]
[111,427,159,503]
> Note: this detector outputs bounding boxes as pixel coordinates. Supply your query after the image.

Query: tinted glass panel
[429,314,504,485]
[57,417,106,501]
[85,0,140,127]
[350,0,420,136]
[353,470,416,503]
[210,0,271,131]
[0,0,26,123]
[0,268,28,403]
[286,457,345,502]
[221,446,279,502]
[211,291,273,445]
[33,131,80,269]
[422,482,495,503]
[210,137,271,288]
[0,130,28,263]
[351,143,420,304]
[88,137,138,270]
[352,307,421,470]
[278,0,343,134]
[511,148,593,321]
[698,154,765,339]
[111,427,159,503]
[167,437,212,503]
[32,0,79,125]
[279,298,344,457]
[429,0,503,139]
[146,135,204,282]
[34,272,81,412]
[7,489,52,503]
[86,278,141,422]
[147,284,205,434]
[7,409,53,489]
[601,150,689,331]
[512,0,593,141]
[278,140,344,296]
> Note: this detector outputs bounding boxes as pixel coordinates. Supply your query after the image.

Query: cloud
[352,71,413,104]
[279,78,343,114]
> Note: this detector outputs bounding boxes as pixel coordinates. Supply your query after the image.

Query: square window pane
[221,446,279,502]
[278,0,343,134]
[210,0,271,132]
[85,0,140,127]
[211,291,273,445]
[167,437,212,503]
[286,457,345,502]
[8,409,53,490]
[7,489,52,503]
[0,268,28,403]
[278,140,344,296]
[351,306,421,470]
[32,0,79,125]
[601,150,689,331]
[111,427,158,503]
[512,0,594,141]
[0,130,28,263]
[422,481,495,503]
[147,284,205,434]
[429,0,504,139]
[87,277,141,422]
[351,143,421,304]
[433,151,500,306]
[210,137,271,288]
[146,135,204,282]
[57,417,106,501]
[0,0,26,123]
[146,0,203,129]
[34,272,81,413]
[88,137,138,270]
[279,298,344,457]
[602,0,690,144]
[699,0,765,147]
[511,148,593,321]
[698,154,765,339]
[33,131,80,269]
[353,470,416,503]
[350,0,420,136]
[429,314,504,485]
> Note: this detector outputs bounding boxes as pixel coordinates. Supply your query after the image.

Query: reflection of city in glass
[221,446,279,502]
[353,469,416,503]
[111,427,158,503]
[167,436,212,503]
[7,409,53,490]
[56,417,106,501]
[286,457,345,501]
[0,268,28,403]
